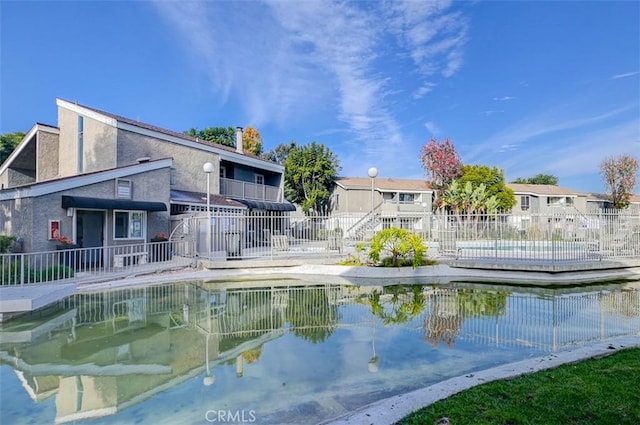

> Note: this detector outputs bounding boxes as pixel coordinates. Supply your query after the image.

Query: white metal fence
[176,209,640,262]
[0,240,195,286]
[1,209,638,286]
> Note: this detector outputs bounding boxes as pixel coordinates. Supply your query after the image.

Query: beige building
[329,177,433,238]
[0,98,293,254]
[507,183,590,215]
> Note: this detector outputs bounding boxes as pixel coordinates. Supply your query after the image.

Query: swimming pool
[1,279,639,424]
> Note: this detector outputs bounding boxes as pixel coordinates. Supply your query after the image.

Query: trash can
[225,231,242,259]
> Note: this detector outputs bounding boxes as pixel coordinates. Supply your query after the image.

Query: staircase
[346,211,381,241]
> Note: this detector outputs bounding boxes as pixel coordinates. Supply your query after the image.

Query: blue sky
[1,0,638,193]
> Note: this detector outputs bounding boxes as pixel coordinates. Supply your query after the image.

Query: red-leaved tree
[420,137,463,208]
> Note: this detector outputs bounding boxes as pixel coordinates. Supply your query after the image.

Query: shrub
[338,242,367,266]
[1,262,74,285]
[368,228,427,268]
[32,265,74,282]
[1,261,22,285]
[0,235,17,253]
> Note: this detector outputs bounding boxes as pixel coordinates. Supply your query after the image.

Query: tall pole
[367,167,378,218]
[203,162,214,258]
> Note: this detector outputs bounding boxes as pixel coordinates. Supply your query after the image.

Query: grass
[397,347,640,425]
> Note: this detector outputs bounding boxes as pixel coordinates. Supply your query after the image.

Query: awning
[62,195,167,212]
[232,198,297,211]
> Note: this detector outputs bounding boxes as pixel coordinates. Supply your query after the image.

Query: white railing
[190,209,640,263]
[220,178,281,202]
[0,240,196,286]
[2,209,639,285]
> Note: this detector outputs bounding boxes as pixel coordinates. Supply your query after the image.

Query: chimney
[235,127,244,154]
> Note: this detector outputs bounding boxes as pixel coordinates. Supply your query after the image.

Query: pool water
[1,279,639,424]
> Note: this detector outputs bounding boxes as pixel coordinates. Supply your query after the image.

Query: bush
[32,265,75,282]
[1,261,74,285]
[338,242,367,266]
[1,261,22,285]
[368,228,427,268]
[0,235,16,253]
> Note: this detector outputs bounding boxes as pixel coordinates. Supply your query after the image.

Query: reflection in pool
[1,280,639,424]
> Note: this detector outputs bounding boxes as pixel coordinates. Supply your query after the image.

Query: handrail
[345,201,384,235]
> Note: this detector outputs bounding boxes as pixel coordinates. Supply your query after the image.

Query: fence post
[20,253,25,285]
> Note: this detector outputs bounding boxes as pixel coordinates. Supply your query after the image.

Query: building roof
[57,98,278,167]
[507,183,589,197]
[587,192,640,204]
[169,189,247,209]
[335,177,432,191]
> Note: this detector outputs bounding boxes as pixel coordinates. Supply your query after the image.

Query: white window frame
[521,196,530,211]
[399,193,415,204]
[114,210,146,240]
[255,174,264,185]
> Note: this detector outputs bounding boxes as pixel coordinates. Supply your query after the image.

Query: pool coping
[318,336,640,425]
[77,261,640,293]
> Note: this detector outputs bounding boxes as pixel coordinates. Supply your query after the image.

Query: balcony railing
[220,178,281,202]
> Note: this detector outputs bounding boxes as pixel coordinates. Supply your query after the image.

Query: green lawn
[398,347,640,425]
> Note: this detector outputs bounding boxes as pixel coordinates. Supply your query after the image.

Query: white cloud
[480,110,504,116]
[499,144,519,152]
[151,0,469,170]
[464,105,640,188]
[493,96,516,101]
[413,83,436,99]
[424,121,440,136]
[611,71,639,79]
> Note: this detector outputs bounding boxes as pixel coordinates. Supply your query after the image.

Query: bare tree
[599,154,639,209]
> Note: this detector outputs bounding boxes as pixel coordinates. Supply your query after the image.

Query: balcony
[220,178,281,202]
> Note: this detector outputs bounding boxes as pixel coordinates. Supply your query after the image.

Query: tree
[242,126,263,156]
[511,174,559,185]
[184,127,235,147]
[419,137,463,208]
[283,142,341,214]
[0,132,25,164]
[599,154,639,209]
[261,141,296,164]
[457,165,516,211]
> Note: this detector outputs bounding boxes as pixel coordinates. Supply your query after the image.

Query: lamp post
[422,201,428,239]
[203,162,214,257]
[367,167,378,218]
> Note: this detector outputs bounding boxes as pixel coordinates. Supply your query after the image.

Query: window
[116,179,132,199]
[521,196,530,211]
[399,193,415,204]
[77,115,84,172]
[219,166,226,179]
[170,168,177,186]
[114,211,145,239]
[255,174,264,185]
[566,197,574,205]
